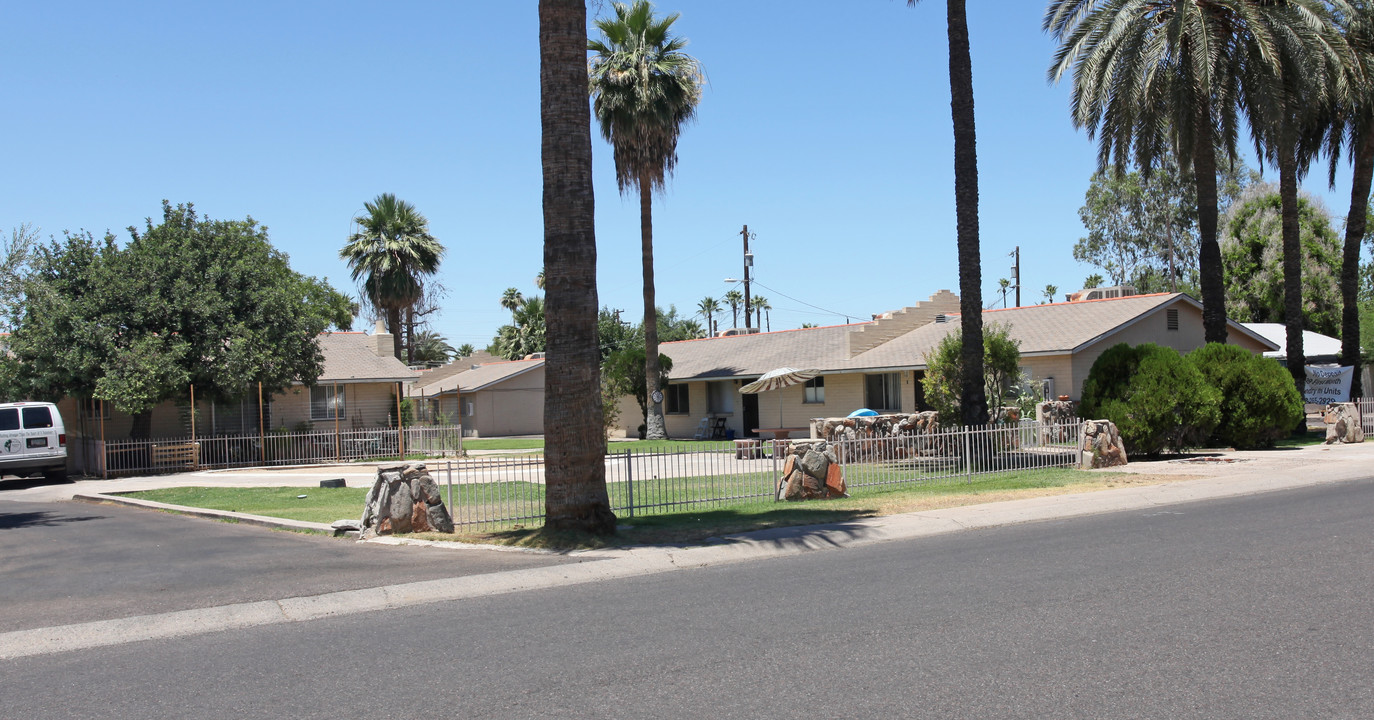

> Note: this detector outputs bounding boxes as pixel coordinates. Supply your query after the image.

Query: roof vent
[935,314,948,323]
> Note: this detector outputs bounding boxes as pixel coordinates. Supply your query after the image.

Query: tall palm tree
[589,0,704,441]
[697,296,720,336]
[455,343,475,358]
[500,287,525,312]
[1319,2,1373,398]
[751,295,770,331]
[910,0,986,426]
[723,289,743,329]
[340,193,444,361]
[411,330,457,366]
[1243,2,1352,399]
[539,0,615,534]
[535,269,546,290]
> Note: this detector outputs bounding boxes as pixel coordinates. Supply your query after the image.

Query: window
[310,385,345,421]
[803,376,825,404]
[22,406,53,429]
[664,384,689,414]
[0,408,18,431]
[865,372,901,411]
[83,398,111,421]
[1167,308,1179,331]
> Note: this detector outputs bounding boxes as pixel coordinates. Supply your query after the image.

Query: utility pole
[1010,246,1021,307]
[741,224,753,330]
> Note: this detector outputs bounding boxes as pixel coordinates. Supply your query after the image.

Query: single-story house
[410,358,546,437]
[60,328,419,443]
[630,291,1277,440]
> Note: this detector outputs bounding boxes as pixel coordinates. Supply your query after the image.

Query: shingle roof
[660,293,1278,381]
[317,332,420,384]
[413,358,544,395]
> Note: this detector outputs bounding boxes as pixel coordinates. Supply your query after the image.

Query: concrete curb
[72,493,338,536]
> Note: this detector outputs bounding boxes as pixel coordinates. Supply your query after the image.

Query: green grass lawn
[124,465,1148,548]
[124,486,367,525]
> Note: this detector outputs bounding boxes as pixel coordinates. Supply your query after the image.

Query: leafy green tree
[0,224,39,332]
[8,202,352,438]
[1075,153,1254,294]
[1220,185,1343,337]
[910,0,987,427]
[540,0,615,534]
[340,193,444,362]
[602,346,672,434]
[657,304,705,341]
[1046,0,1328,345]
[589,0,703,441]
[921,323,1020,425]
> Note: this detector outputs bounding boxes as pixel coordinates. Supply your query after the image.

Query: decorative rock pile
[361,463,455,536]
[1080,419,1128,469]
[777,441,847,501]
[1036,400,1079,443]
[1323,402,1365,444]
[813,412,947,462]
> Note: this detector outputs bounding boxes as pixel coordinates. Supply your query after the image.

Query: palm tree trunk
[947,0,987,427]
[1341,128,1373,399]
[539,0,615,535]
[641,182,666,440]
[405,306,415,365]
[1278,141,1306,399]
[387,307,404,361]
[1193,98,1228,345]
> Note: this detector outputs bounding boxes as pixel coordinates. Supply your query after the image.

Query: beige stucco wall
[1067,301,1271,399]
[460,367,546,437]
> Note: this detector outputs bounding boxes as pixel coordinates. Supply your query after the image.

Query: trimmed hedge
[1186,343,1303,449]
[1080,343,1221,455]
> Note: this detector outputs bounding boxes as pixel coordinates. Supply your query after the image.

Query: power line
[748,280,868,324]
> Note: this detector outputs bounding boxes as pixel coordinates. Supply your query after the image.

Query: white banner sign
[1304,366,1353,405]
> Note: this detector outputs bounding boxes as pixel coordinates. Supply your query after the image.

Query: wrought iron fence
[1358,399,1374,436]
[432,418,1085,531]
[82,425,464,478]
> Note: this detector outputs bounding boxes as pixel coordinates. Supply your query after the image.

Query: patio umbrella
[739,367,820,428]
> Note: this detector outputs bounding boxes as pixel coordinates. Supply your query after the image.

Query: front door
[742,393,759,438]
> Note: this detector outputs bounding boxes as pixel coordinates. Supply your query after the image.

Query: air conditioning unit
[716,327,761,337]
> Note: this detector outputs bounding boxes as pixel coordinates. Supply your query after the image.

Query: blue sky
[4,1,1359,349]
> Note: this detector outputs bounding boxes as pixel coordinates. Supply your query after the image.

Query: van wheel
[44,468,68,483]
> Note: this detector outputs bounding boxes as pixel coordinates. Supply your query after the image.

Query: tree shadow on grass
[484,505,881,551]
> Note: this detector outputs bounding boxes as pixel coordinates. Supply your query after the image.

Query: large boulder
[1080,419,1128,469]
[361,463,455,536]
[1323,403,1365,445]
[777,441,847,501]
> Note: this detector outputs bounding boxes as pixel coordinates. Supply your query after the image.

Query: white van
[0,401,68,482]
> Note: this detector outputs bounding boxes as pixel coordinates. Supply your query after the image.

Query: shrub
[1187,343,1302,448]
[921,322,1021,425]
[1080,343,1221,455]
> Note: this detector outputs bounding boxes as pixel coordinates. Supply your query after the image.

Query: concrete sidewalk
[2,440,1371,660]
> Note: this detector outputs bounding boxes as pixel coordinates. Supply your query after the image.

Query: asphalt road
[3,479,1371,719]
[0,497,583,633]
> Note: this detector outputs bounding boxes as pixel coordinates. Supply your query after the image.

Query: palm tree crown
[340,193,444,360]
[588,1,704,196]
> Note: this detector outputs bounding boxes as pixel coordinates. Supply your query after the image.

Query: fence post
[257,382,266,465]
[963,426,973,483]
[446,459,453,514]
[396,382,404,460]
[100,399,107,481]
[771,439,779,501]
[334,382,341,463]
[624,449,634,518]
